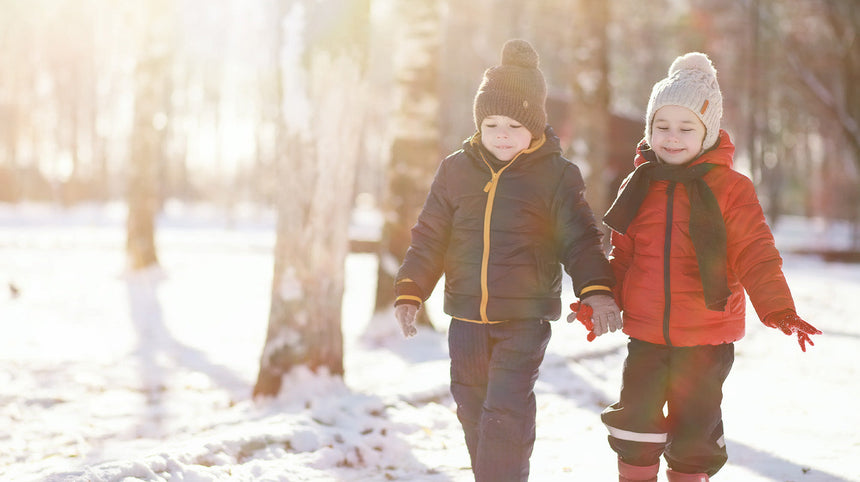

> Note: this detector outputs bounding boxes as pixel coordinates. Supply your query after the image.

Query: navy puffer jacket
[396,127,613,323]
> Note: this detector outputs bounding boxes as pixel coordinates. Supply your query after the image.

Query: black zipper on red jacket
[663,182,676,346]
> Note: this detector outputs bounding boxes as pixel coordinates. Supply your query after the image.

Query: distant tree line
[0,1,856,227]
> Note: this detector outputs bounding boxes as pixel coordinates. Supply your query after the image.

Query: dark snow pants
[601,338,734,477]
[448,318,551,482]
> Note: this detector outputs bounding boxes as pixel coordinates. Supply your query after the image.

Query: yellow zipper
[474,132,546,323]
[478,154,515,323]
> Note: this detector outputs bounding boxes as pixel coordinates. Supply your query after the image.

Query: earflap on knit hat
[645,52,723,154]
[473,39,548,139]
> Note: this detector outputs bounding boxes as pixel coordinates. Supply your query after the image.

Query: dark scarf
[604,151,731,311]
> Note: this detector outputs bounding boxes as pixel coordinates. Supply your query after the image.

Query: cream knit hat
[645,52,723,154]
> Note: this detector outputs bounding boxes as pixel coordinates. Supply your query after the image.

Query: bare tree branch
[786,51,860,154]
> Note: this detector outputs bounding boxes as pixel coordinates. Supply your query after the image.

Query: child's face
[480,115,532,161]
[650,105,707,165]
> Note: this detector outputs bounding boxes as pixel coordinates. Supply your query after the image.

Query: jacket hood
[633,129,735,169]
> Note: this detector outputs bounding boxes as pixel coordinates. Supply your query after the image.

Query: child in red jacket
[595,52,821,481]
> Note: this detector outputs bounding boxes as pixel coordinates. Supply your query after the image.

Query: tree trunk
[374,0,441,326]
[127,2,172,270]
[254,0,370,398]
[566,0,612,248]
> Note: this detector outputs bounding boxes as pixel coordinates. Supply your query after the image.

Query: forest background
[1,0,858,393]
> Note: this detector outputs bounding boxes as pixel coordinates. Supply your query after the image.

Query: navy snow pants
[448,318,551,482]
[601,338,734,477]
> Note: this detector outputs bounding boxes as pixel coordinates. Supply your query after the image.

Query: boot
[666,468,709,481]
[618,457,659,482]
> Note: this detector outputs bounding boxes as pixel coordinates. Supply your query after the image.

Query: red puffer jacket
[609,130,796,346]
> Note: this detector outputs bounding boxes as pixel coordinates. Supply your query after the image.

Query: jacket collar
[465,125,562,165]
[634,129,735,169]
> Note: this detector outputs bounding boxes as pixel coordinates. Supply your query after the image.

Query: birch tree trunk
[374,0,441,322]
[127,1,172,270]
[254,0,370,398]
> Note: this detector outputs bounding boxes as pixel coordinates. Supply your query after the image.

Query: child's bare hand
[763,310,821,352]
[395,304,418,338]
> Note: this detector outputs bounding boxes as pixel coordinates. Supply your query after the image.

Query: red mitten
[569,302,596,342]
[763,310,822,352]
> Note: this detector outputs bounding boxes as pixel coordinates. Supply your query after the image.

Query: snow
[1,203,858,482]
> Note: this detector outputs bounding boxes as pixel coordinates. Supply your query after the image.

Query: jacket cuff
[579,284,614,299]
[394,279,423,307]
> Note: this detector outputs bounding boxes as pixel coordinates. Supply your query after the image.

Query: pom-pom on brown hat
[473,39,548,139]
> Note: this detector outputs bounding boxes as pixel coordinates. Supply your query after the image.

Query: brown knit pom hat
[473,39,547,139]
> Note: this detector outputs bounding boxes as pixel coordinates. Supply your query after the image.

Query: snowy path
[0,208,858,481]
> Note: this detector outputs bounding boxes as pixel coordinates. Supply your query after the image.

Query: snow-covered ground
[1,203,858,481]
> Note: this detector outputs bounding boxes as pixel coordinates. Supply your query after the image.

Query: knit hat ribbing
[473,39,548,139]
[645,52,723,154]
